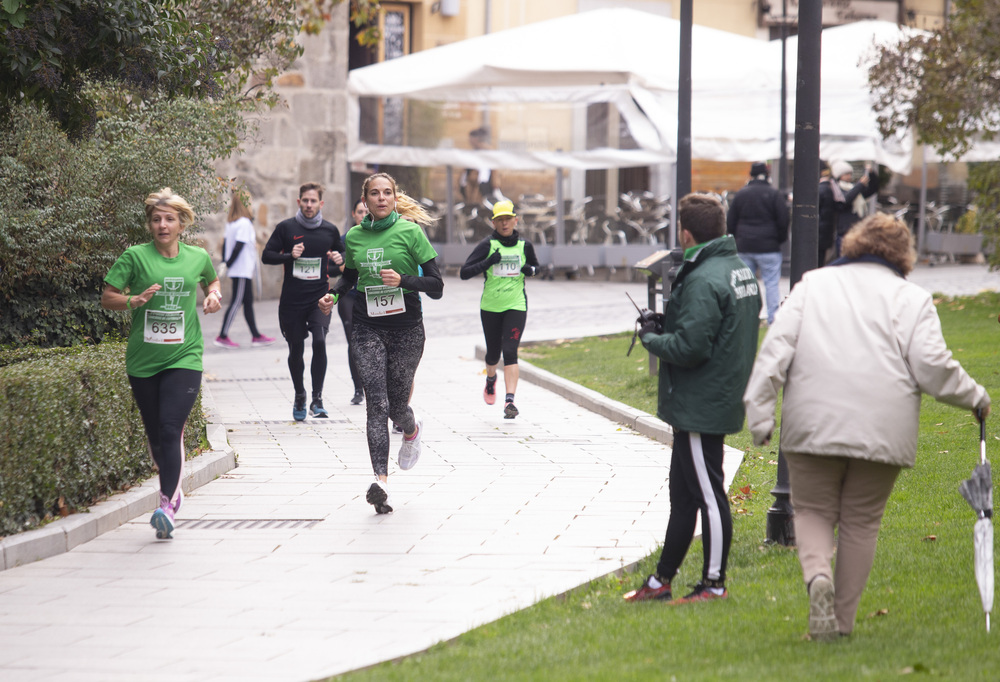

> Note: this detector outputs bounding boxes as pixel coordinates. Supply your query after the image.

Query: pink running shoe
[252,335,276,347]
[214,336,240,349]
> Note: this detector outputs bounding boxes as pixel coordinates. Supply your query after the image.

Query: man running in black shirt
[262,182,344,421]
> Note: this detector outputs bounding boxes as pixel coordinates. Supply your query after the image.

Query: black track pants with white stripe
[656,430,732,584]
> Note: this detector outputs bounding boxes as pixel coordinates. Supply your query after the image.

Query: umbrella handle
[977,408,988,465]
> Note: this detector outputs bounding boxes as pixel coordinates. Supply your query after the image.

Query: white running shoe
[366,479,393,514]
[397,415,423,471]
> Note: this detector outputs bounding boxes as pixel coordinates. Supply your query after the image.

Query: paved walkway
[1,263,998,682]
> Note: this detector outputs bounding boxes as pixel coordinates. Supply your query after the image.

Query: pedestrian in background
[726,161,789,326]
[743,213,990,641]
[624,193,761,604]
[214,190,274,349]
[460,199,539,419]
[338,198,367,406]
[319,172,443,515]
[101,188,222,540]
[816,160,838,266]
[262,182,344,421]
[829,160,880,257]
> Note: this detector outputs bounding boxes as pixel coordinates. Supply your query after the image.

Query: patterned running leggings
[352,321,425,477]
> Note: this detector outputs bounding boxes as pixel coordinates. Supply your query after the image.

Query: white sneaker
[366,479,393,514]
[397,415,423,471]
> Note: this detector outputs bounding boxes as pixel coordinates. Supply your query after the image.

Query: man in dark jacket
[624,193,761,605]
[726,162,789,325]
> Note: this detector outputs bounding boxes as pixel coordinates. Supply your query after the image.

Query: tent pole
[556,167,565,245]
[917,147,928,256]
[668,163,677,250]
[778,0,789,194]
[445,165,455,244]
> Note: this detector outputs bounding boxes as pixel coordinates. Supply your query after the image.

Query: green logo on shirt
[360,248,391,278]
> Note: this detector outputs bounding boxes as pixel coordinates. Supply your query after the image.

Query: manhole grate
[237,419,349,425]
[175,519,322,530]
[205,377,290,383]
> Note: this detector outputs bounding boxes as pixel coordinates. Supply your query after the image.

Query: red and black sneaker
[623,574,672,602]
[483,376,497,405]
[671,580,728,604]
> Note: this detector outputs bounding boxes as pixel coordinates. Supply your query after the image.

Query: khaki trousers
[785,452,901,634]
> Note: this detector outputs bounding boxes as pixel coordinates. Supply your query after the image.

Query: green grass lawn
[331,292,1000,682]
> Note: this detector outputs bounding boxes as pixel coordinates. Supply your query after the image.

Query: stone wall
[202,5,351,300]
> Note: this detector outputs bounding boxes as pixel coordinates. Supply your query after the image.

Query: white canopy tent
[346,10,996,263]
[347,8,781,171]
[772,20,917,173]
[346,9,919,174]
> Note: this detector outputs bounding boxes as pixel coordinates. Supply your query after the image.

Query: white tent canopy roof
[347,10,919,173]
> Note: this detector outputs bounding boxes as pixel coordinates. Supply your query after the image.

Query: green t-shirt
[344,217,437,327]
[104,242,217,377]
[481,238,528,312]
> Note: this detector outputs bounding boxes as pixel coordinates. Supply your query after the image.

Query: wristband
[126,295,133,310]
[208,290,222,300]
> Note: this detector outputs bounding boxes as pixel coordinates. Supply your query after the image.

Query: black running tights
[337,289,362,392]
[218,277,261,338]
[481,308,527,367]
[128,368,201,503]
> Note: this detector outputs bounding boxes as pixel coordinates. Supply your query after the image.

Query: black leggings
[353,322,425,477]
[128,368,201,503]
[279,305,330,397]
[481,308,527,366]
[337,289,362,392]
[218,277,261,338]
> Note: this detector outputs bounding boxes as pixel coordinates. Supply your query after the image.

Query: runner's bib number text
[365,285,406,317]
[144,310,185,344]
[492,254,522,277]
[293,257,322,280]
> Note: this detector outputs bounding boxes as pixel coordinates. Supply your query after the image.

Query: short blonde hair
[145,188,195,230]
[841,212,916,276]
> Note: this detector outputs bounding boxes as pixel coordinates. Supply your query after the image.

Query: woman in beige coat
[743,213,990,641]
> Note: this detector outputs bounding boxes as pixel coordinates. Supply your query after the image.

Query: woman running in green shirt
[319,173,442,514]
[102,188,222,540]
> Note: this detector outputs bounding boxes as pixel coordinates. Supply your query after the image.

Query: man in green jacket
[624,193,762,604]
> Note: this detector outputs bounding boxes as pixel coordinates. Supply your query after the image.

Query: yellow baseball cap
[491,200,516,219]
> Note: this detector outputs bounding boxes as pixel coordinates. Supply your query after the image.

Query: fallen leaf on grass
[866,608,890,619]
[767,460,777,465]
[923,535,937,541]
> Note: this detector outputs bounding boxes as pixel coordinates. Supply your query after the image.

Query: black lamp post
[766,0,822,546]
[676,0,692,200]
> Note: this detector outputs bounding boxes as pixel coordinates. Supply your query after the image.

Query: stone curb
[0,384,236,572]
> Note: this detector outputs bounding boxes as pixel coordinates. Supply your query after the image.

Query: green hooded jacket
[640,234,762,434]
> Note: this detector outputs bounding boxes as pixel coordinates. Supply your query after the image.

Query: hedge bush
[0,98,242,348]
[0,342,206,536]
